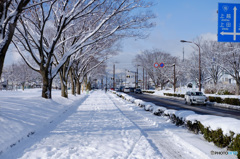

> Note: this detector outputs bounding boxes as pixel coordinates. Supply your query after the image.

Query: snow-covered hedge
[142,90,155,94]
[208,96,240,107]
[167,110,240,158]
[163,93,185,98]
[112,91,240,157]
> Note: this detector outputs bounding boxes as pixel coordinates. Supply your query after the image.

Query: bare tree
[0,0,31,78]
[134,49,177,90]
[2,60,41,90]
[218,43,240,95]
[13,0,155,99]
[201,40,223,86]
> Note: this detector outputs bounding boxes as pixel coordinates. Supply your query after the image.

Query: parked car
[129,87,135,92]
[135,88,142,94]
[120,86,125,92]
[185,91,207,105]
[123,87,130,93]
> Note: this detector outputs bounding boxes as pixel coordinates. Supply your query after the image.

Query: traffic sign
[154,63,159,68]
[159,63,164,68]
[218,3,240,42]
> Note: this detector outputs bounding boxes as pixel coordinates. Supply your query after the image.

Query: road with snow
[0,90,236,159]
[129,93,240,120]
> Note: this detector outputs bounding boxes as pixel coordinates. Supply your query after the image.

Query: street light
[180,40,202,91]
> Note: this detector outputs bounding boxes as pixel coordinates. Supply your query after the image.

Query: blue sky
[112,0,239,73]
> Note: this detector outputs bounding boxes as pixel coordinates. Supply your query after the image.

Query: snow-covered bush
[163,109,177,116]
[204,84,236,95]
[144,103,155,111]
[208,96,240,106]
[134,99,144,107]
[164,93,185,98]
[142,90,155,94]
[152,106,167,116]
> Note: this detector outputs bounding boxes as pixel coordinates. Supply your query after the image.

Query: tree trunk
[22,83,25,91]
[76,80,81,95]
[60,79,68,98]
[0,26,14,78]
[59,65,68,98]
[236,82,240,95]
[41,69,53,99]
[70,69,76,95]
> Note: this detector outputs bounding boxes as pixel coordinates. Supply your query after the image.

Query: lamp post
[180,40,201,91]
[173,63,176,93]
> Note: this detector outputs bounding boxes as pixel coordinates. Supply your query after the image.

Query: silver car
[185,91,207,105]
[123,87,130,93]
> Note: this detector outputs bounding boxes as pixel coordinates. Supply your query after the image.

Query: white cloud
[199,33,217,41]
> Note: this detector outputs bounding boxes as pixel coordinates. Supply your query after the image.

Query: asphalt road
[128,92,240,120]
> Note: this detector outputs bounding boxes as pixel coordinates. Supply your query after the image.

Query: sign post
[218,3,240,42]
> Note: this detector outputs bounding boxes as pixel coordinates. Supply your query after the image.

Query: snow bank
[164,109,177,116]
[186,115,240,136]
[134,99,144,106]
[211,102,240,110]
[175,110,196,120]
[152,106,167,115]
[171,110,240,136]
[0,89,86,153]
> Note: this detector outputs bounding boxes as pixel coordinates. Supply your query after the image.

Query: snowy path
[109,94,208,159]
[1,91,236,159]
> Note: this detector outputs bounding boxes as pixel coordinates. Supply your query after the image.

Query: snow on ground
[0,90,238,159]
[0,89,88,155]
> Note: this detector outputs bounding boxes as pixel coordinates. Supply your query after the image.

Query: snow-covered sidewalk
[1,91,236,159]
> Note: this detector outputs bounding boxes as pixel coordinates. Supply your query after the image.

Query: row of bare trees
[1,0,155,98]
[134,40,240,95]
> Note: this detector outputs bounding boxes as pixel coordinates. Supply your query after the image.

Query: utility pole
[143,68,144,90]
[146,71,148,90]
[113,64,115,90]
[135,72,137,89]
[106,74,107,89]
[125,69,127,87]
[173,64,176,93]
[136,66,138,88]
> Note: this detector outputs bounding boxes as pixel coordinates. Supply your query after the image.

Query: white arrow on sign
[220,6,240,41]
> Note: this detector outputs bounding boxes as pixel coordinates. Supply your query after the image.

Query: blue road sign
[159,63,164,68]
[218,3,240,42]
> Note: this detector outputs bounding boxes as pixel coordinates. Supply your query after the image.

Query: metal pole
[113,64,115,90]
[173,64,176,93]
[198,44,201,91]
[143,68,144,90]
[125,69,127,87]
[135,72,137,89]
[146,71,149,90]
[106,74,108,89]
[180,40,201,91]
[137,66,138,88]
